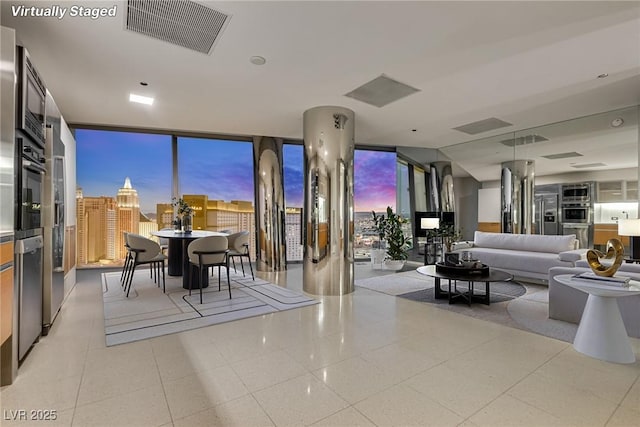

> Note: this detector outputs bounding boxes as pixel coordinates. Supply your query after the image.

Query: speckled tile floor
[1,264,639,426]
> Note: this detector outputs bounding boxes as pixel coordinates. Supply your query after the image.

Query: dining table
[150,229,228,289]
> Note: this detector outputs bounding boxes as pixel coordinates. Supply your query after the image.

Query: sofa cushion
[463,247,574,274]
[558,249,588,263]
[474,231,576,253]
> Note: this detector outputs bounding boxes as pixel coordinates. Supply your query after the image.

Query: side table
[554,274,640,364]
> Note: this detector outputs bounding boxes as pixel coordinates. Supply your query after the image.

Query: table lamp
[421,217,440,231]
[618,218,640,259]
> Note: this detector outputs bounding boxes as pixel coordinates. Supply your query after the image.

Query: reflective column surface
[302,106,355,295]
[254,136,286,272]
[428,161,456,213]
[501,160,535,234]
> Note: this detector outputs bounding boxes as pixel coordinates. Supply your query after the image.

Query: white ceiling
[2,1,640,179]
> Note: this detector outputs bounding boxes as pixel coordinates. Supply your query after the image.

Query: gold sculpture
[586,238,624,277]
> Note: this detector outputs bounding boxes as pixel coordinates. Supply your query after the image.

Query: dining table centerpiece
[172,197,194,232]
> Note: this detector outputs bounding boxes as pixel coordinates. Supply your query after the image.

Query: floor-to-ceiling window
[396,159,413,246]
[75,129,171,267]
[283,143,304,261]
[353,149,397,258]
[176,136,256,258]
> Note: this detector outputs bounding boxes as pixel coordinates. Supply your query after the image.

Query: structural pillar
[303,106,355,295]
[501,160,535,234]
[253,136,286,271]
[428,161,456,213]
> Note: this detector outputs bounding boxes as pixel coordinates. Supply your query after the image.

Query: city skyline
[76,129,396,214]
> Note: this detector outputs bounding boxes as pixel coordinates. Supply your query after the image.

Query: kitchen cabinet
[597,181,638,202]
[594,224,629,246]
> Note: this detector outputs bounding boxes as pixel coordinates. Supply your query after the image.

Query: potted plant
[372,206,412,270]
[440,224,462,253]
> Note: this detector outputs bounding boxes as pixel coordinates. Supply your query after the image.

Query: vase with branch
[172,197,193,232]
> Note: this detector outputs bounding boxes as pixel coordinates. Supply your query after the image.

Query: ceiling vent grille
[345,75,420,108]
[499,134,548,147]
[126,0,231,54]
[453,117,512,135]
[571,163,607,169]
[542,152,583,160]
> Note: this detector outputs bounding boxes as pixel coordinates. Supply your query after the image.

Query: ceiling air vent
[126,0,231,54]
[542,152,583,160]
[500,134,548,147]
[345,75,420,108]
[571,163,607,169]
[453,117,512,135]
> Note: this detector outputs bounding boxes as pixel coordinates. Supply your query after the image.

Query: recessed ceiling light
[250,56,266,65]
[611,118,624,127]
[597,73,609,79]
[129,93,154,105]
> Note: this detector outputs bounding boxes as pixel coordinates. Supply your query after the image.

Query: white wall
[478,188,501,223]
[60,116,76,296]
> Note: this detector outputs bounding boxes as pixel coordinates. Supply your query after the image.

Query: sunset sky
[76,129,396,214]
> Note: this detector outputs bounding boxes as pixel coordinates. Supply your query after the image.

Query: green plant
[172,197,193,216]
[371,206,412,260]
[427,223,462,252]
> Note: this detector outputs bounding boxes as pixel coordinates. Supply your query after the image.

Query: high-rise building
[115,177,140,259]
[182,195,207,230]
[76,189,117,264]
[156,203,173,230]
[285,207,303,261]
[205,199,256,260]
[138,212,158,241]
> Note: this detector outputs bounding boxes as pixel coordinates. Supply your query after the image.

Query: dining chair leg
[239,256,246,277]
[188,264,193,297]
[126,263,137,297]
[218,266,221,291]
[226,263,231,299]
[231,257,237,273]
[246,254,255,280]
[120,253,130,285]
[161,260,166,293]
[199,264,204,304]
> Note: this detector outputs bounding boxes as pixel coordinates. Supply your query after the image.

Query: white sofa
[452,231,586,284]
[549,261,640,338]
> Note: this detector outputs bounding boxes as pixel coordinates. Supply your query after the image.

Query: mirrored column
[253,136,286,271]
[303,106,355,295]
[501,160,535,234]
[428,161,455,213]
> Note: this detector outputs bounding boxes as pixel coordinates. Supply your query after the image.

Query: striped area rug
[102,269,318,346]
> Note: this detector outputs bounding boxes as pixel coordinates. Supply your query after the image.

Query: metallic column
[428,161,455,212]
[253,136,286,271]
[501,160,535,234]
[303,106,354,295]
[0,26,17,386]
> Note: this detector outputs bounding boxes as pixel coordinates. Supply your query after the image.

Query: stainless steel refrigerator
[42,97,65,335]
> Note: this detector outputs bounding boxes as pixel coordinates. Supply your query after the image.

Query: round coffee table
[416,265,513,306]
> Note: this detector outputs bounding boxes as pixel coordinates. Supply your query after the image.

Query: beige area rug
[102,270,319,346]
[355,269,578,343]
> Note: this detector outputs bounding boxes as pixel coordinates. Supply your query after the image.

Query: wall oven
[562,205,591,224]
[561,183,591,203]
[16,137,45,238]
[16,46,46,147]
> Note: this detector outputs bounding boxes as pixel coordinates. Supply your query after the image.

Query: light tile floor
[2,263,640,426]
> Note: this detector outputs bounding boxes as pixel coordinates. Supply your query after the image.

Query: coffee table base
[435,278,490,306]
[573,294,636,364]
